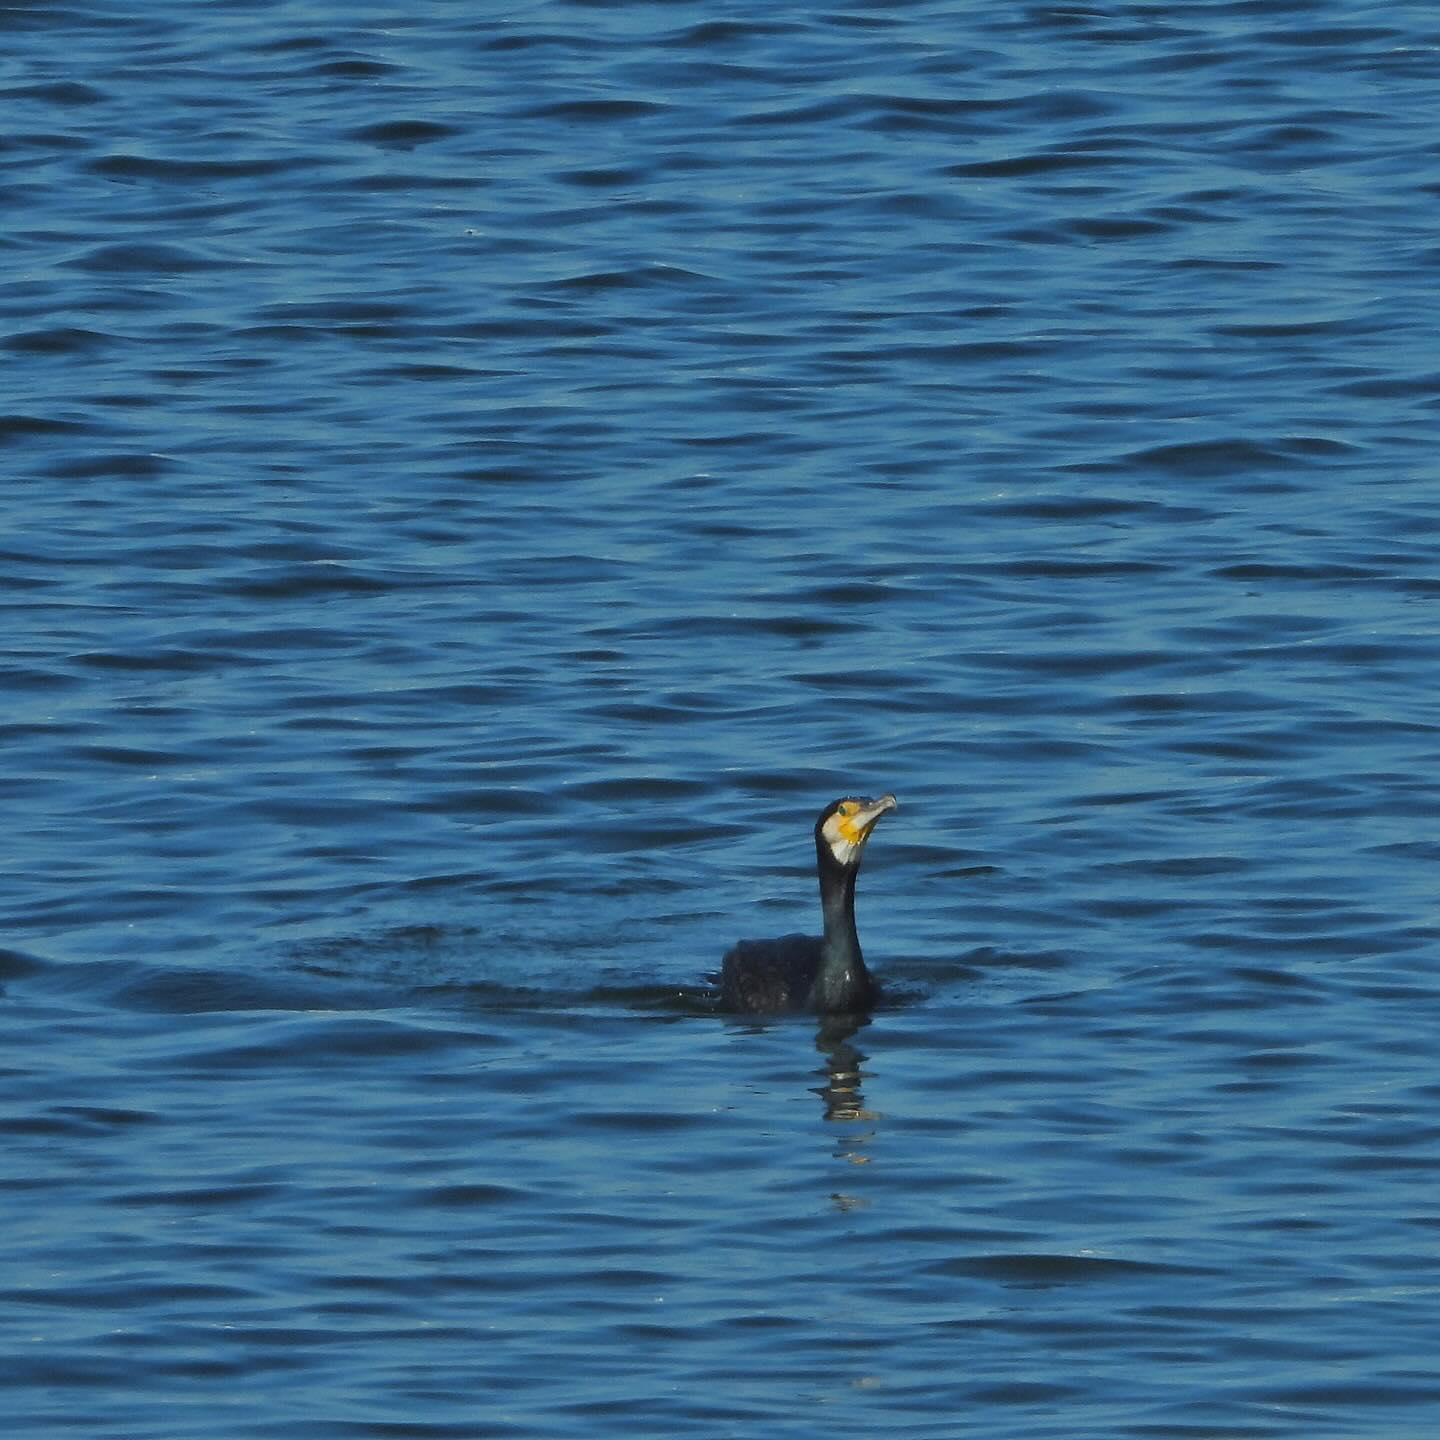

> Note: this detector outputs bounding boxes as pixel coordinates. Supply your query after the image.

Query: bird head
[815,793,898,870]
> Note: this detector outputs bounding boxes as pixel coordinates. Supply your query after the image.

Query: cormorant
[717,793,897,1014]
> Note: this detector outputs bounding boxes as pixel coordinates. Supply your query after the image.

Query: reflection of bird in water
[716,794,897,1014]
[814,1019,879,1183]
[817,1030,870,1123]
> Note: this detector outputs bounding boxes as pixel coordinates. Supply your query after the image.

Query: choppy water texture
[4,2,1440,1435]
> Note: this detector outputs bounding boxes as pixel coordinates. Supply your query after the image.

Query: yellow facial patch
[833,804,866,846]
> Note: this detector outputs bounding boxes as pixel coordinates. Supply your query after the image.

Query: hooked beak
[851,793,898,842]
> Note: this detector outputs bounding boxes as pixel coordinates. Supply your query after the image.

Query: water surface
[4,3,1440,1436]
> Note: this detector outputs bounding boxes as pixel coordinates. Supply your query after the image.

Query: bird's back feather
[717,934,823,1013]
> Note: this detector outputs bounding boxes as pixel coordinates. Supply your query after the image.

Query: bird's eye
[838,802,855,817]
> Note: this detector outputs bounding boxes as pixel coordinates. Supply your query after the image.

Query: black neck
[813,844,873,1011]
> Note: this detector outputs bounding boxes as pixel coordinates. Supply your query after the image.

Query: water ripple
[2,2,1439,1437]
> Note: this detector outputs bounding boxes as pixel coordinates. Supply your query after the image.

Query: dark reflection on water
[4,0,1440,1436]
[814,1020,881,1186]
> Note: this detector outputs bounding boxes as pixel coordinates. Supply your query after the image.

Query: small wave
[0,413,96,444]
[2,326,118,354]
[518,98,666,122]
[88,153,304,182]
[346,119,459,146]
[928,1252,1215,1286]
[65,242,229,274]
[2,80,107,104]
[944,150,1127,178]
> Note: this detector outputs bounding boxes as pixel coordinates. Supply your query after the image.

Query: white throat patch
[821,812,862,867]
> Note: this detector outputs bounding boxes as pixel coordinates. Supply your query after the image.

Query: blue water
[4,2,1440,1435]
